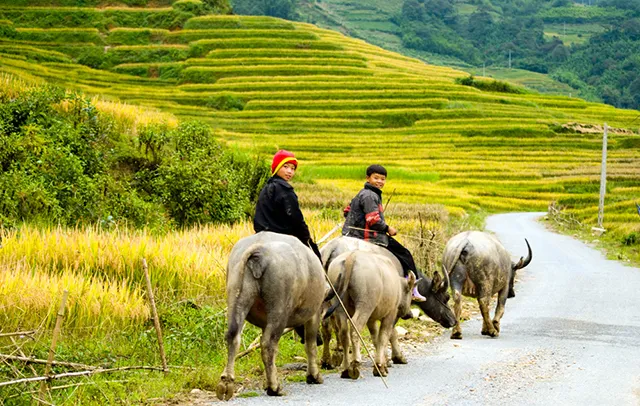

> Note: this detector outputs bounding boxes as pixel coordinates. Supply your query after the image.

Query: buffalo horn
[441,264,451,291]
[513,238,533,270]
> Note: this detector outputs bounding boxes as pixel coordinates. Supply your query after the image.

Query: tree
[402,0,424,22]
[232,0,297,19]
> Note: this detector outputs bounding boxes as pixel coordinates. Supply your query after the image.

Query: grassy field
[1,2,639,403]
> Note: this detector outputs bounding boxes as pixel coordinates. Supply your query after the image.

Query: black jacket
[254,176,312,244]
[342,182,389,246]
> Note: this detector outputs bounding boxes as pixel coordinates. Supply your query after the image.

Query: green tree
[232,0,297,19]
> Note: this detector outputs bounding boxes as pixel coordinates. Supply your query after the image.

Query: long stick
[317,223,343,245]
[0,331,36,338]
[142,258,168,374]
[323,269,388,388]
[0,366,164,387]
[0,354,96,370]
[39,289,69,403]
[7,380,130,400]
[383,188,396,212]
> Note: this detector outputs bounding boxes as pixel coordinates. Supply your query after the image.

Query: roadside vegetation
[0,1,639,403]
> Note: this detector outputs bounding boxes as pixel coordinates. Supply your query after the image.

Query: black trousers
[386,237,420,278]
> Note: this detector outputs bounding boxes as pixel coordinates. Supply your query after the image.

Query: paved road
[229,212,640,405]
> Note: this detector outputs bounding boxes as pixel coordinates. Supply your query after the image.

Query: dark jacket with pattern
[342,182,389,246]
[254,175,313,245]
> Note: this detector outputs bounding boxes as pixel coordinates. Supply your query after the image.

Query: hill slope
[0,3,639,243]
[294,0,640,108]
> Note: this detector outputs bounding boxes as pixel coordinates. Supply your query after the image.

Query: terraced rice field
[0,4,639,239]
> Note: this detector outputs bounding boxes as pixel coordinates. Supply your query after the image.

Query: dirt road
[228,212,640,405]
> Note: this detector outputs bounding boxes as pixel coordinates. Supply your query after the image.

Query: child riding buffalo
[342,164,427,302]
[254,149,322,261]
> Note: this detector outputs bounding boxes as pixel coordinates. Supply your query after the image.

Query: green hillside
[0,2,639,244]
[293,0,640,108]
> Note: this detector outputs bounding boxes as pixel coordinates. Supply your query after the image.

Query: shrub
[106,28,169,45]
[622,232,638,246]
[0,82,267,229]
[205,94,246,111]
[0,19,16,38]
[455,75,525,94]
[173,0,208,16]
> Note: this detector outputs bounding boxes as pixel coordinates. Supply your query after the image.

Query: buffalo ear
[431,272,442,293]
[407,271,416,288]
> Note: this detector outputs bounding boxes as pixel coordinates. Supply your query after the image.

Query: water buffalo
[216,232,327,400]
[322,236,456,327]
[319,236,455,371]
[442,231,532,339]
[326,250,416,378]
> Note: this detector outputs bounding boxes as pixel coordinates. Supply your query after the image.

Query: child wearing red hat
[254,150,322,260]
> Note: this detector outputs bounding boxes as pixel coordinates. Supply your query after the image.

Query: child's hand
[387,226,397,236]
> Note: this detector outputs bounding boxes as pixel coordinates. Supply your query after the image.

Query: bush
[0,20,16,38]
[622,232,638,246]
[455,75,525,94]
[0,83,268,229]
[173,0,208,16]
[206,94,246,111]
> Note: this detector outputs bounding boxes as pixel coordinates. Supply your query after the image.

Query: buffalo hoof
[306,373,323,384]
[266,386,284,397]
[492,320,501,333]
[392,354,408,364]
[450,331,463,340]
[340,369,351,379]
[321,360,334,370]
[347,362,360,380]
[481,328,499,337]
[373,363,388,377]
[216,377,235,401]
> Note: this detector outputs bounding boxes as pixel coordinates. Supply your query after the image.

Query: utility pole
[595,123,608,232]
[483,61,486,77]
[508,50,512,69]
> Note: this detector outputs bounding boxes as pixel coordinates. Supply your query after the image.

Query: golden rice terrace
[0,1,639,237]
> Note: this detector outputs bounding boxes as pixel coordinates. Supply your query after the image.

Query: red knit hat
[271,150,298,176]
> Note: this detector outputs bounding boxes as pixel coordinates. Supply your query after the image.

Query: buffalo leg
[331,315,346,368]
[261,321,286,396]
[449,264,466,339]
[389,324,407,364]
[373,317,392,377]
[304,315,323,384]
[345,311,367,380]
[492,287,509,334]
[478,294,498,337]
[217,297,252,401]
[338,313,352,378]
[320,316,334,369]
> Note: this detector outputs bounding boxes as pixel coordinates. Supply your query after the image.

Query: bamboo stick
[0,366,164,387]
[0,331,36,338]
[142,258,168,374]
[39,289,69,403]
[0,354,96,370]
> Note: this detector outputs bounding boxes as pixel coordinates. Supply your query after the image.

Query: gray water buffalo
[216,232,327,400]
[322,236,456,328]
[326,250,416,378]
[442,231,532,339]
